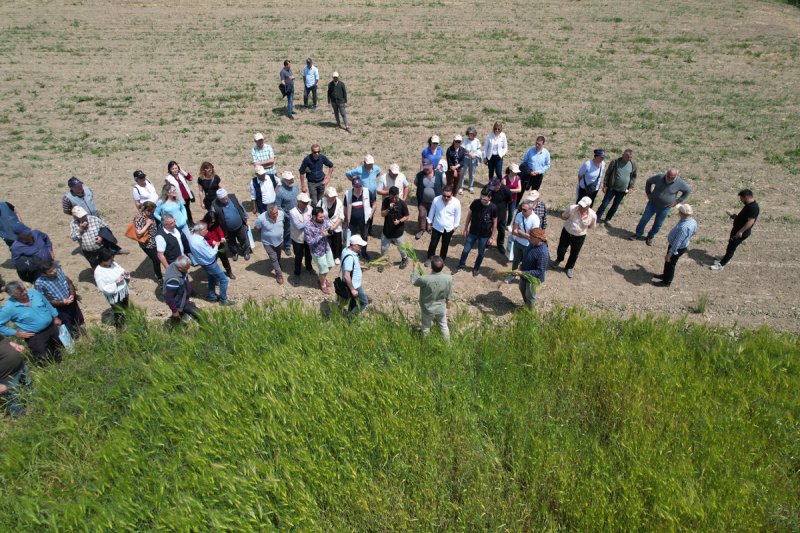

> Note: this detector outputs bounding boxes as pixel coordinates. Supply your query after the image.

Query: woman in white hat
[421,135,444,171]
[319,186,344,264]
[552,196,597,279]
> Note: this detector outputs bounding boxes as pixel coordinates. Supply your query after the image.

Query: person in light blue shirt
[189,223,231,303]
[653,204,697,287]
[345,155,381,234]
[302,57,320,110]
[0,282,62,364]
[519,135,551,192]
[154,187,188,229]
[255,204,286,284]
[340,235,368,315]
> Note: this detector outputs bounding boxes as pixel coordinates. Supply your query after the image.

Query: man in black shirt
[457,188,498,277]
[380,187,410,268]
[711,189,760,271]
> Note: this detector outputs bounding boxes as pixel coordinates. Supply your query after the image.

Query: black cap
[738,188,753,197]
[133,170,146,180]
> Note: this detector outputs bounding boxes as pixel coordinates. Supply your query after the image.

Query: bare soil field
[1,0,798,331]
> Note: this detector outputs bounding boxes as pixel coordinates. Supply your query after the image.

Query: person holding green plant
[515,228,549,308]
[411,255,452,341]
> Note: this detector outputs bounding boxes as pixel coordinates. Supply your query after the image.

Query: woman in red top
[201,211,235,279]
[504,163,523,226]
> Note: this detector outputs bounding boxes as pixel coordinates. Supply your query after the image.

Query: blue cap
[594,149,606,158]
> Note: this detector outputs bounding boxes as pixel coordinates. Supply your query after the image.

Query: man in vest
[343,178,372,260]
[156,214,191,271]
[61,177,100,217]
[250,165,279,215]
[211,188,251,261]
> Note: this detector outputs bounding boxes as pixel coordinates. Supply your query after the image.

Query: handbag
[333,277,351,299]
[58,324,74,354]
[125,220,151,244]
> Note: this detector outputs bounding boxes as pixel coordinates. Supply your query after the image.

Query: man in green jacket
[411,255,452,341]
[596,149,637,223]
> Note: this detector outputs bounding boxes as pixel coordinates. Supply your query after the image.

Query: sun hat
[364,154,375,165]
[453,134,463,142]
[349,235,367,246]
[297,192,312,203]
[577,196,593,208]
[509,163,520,173]
[677,203,693,216]
[216,188,228,199]
[325,186,338,198]
[254,132,264,141]
[389,163,400,174]
[254,165,266,175]
[133,170,146,180]
[332,71,339,78]
[71,206,88,218]
[281,171,295,181]
[527,190,540,202]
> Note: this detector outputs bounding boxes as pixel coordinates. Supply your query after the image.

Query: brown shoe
[276,273,284,285]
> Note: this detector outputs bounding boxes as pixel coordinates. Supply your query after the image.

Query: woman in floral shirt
[134,201,161,283]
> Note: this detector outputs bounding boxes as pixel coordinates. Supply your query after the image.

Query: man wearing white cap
[251,132,276,174]
[275,171,299,254]
[69,206,121,269]
[289,192,315,280]
[210,188,251,261]
[327,71,349,131]
[377,163,409,201]
[552,196,597,279]
[250,165,279,215]
[653,204,697,287]
[340,235,368,315]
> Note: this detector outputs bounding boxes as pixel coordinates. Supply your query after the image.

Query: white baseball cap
[430,135,440,144]
[349,235,367,246]
[281,171,295,181]
[364,154,375,165]
[325,186,338,198]
[332,71,340,78]
[453,134,463,142]
[578,196,593,208]
[297,192,312,203]
[254,132,264,141]
[527,190,540,202]
[71,206,87,218]
[509,163,521,173]
[389,163,400,174]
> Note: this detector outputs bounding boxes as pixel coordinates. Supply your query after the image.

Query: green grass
[0,303,798,529]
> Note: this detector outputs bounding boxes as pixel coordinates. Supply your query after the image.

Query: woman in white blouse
[319,186,345,264]
[132,170,159,210]
[164,160,195,226]
[462,126,482,193]
[483,121,508,183]
[93,248,130,328]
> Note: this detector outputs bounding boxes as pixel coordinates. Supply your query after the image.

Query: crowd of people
[0,100,761,417]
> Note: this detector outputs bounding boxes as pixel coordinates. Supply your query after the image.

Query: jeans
[511,240,528,270]
[635,202,671,239]
[286,89,294,116]
[596,189,627,221]
[348,285,369,315]
[381,234,408,260]
[458,233,489,270]
[421,308,449,341]
[720,234,747,266]
[662,247,687,284]
[464,157,479,189]
[427,228,454,261]
[332,102,349,127]
[0,362,30,418]
[556,228,586,270]
[303,84,317,108]
[506,200,517,227]
[487,155,503,181]
[203,261,229,302]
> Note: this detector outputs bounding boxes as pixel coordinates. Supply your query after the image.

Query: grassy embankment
[1,302,798,530]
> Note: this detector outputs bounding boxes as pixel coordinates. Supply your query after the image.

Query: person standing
[515,228,549,308]
[303,57,320,111]
[34,260,84,336]
[133,201,162,283]
[505,200,541,282]
[254,204,286,285]
[210,189,251,261]
[132,170,159,211]
[154,186,189,231]
[488,176,512,255]
[653,204,697,287]
[457,188,497,276]
[201,211,235,279]
[10,223,54,283]
[164,161,195,227]
[196,162,222,210]
[327,71,349,132]
[251,132,277,176]
[320,187,344,264]
[289,192,315,281]
[414,161,445,239]
[425,186,461,265]
[0,282,62,364]
[305,207,335,294]
[340,235,368,315]
[631,167,691,245]
[710,189,760,271]
[462,127,482,193]
[576,149,606,206]
[62,177,100,217]
[162,255,203,323]
[250,165,279,216]
[421,135,444,172]
[275,171,299,255]
[411,255,452,341]
[446,135,466,195]
[343,178,372,260]
[70,206,123,270]
[345,154,381,235]
[519,136,551,192]
[280,59,295,119]
[94,248,131,328]
[552,196,597,279]
[483,121,507,182]
[377,164,410,202]
[596,149,637,223]
[189,223,235,301]
[380,186,410,268]
[503,163,523,227]
[155,214,191,271]
[298,144,334,207]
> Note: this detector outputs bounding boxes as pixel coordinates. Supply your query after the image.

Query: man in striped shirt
[653,204,697,287]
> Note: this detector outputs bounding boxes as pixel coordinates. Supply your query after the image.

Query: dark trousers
[57,300,85,337]
[662,247,687,284]
[487,155,503,181]
[308,181,326,208]
[328,232,343,260]
[217,249,233,276]
[304,84,318,108]
[140,245,163,280]
[556,228,586,269]
[427,228,454,261]
[226,225,251,256]
[577,187,600,207]
[350,221,370,258]
[82,247,114,270]
[720,234,747,266]
[26,322,63,365]
[184,201,194,227]
[292,240,313,275]
[529,173,544,192]
[596,189,627,221]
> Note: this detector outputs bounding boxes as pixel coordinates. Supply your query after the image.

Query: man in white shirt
[155,214,189,270]
[302,57,320,111]
[250,165,278,215]
[425,186,461,266]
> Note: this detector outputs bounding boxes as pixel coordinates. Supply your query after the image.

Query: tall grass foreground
[0,302,798,530]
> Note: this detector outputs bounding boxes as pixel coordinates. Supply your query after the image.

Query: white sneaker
[335,258,341,265]
[710,263,724,271]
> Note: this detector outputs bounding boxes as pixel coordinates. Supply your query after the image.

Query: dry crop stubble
[0,0,797,329]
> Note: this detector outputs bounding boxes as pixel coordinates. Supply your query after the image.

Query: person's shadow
[612,264,653,286]
[603,222,636,240]
[687,248,715,266]
[317,121,339,129]
[472,290,517,316]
